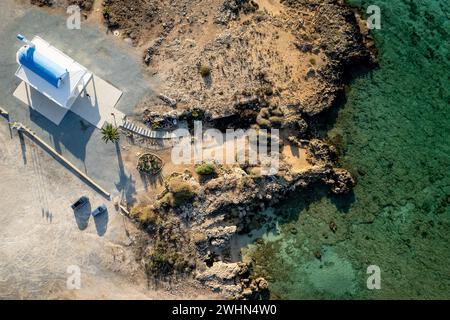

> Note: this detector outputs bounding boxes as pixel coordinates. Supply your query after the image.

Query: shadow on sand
[73,200,109,236]
[94,209,109,236]
[18,130,27,164]
[73,201,92,231]
[114,140,137,205]
[29,107,96,167]
[139,171,164,190]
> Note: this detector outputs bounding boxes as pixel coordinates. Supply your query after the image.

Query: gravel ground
[0,120,152,299]
[0,120,216,299]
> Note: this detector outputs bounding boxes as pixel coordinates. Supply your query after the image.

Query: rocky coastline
[126,0,375,299]
[30,0,377,299]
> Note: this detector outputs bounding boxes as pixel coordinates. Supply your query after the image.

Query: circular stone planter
[136,153,163,175]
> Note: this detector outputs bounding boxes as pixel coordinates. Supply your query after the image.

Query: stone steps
[121,120,189,139]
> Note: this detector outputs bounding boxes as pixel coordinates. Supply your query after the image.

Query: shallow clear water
[245,0,450,299]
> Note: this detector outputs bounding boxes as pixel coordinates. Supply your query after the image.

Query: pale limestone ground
[0,121,213,299]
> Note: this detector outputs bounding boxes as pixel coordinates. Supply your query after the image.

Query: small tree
[101,122,119,144]
[195,163,216,175]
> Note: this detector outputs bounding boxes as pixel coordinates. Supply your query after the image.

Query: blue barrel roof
[18,46,68,88]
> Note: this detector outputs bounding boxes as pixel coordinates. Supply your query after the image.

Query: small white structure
[15,35,93,110]
[13,34,123,128]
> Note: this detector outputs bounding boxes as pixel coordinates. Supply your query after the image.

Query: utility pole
[111,112,117,128]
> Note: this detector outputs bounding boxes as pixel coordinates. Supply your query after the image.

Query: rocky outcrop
[152,155,354,298]
[31,0,94,11]
[214,0,259,25]
[195,261,248,296]
[195,261,269,299]
[282,0,376,115]
[95,0,371,300]
[324,168,355,194]
[206,225,237,249]
[307,139,338,165]
[31,0,53,6]
[102,0,161,43]
[139,0,376,125]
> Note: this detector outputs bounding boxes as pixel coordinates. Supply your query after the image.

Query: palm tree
[101,122,120,144]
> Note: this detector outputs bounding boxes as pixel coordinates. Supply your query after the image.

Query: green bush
[145,241,188,277]
[166,179,195,206]
[136,153,163,174]
[130,205,159,224]
[195,163,216,175]
[159,192,175,207]
[269,116,283,127]
[199,64,211,77]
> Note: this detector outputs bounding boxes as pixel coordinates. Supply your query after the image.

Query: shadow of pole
[114,139,137,205]
[18,130,27,165]
[115,140,126,186]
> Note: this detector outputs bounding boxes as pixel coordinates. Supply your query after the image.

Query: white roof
[15,36,92,109]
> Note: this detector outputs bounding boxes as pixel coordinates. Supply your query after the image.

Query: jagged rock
[215,32,233,46]
[144,37,164,65]
[295,42,313,53]
[242,288,253,297]
[297,118,308,135]
[157,94,177,108]
[30,0,53,7]
[327,168,355,194]
[255,277,269,290]
[207,226,237,248]
[308,139,337,165]
[284,0,376,115]
[195,261,270,299]
[196,261,248,296]
[196,261,243,282]
[214,0,258,25]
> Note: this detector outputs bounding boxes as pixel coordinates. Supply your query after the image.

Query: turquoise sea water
[245,0,450,299]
